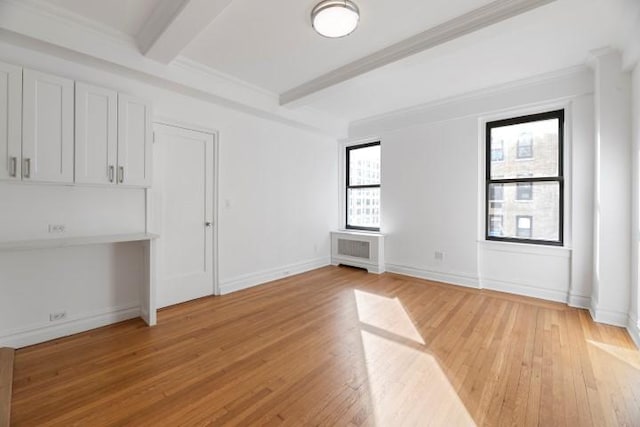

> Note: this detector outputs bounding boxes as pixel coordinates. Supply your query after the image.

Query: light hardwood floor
[10,266,640,426]
[0,347,15,427]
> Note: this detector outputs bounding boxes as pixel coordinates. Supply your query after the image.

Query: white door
[0,61,22,181]
[118,94,152,187]
[22,69,74,183]
[153,123,215,308]
[75,82,118,185]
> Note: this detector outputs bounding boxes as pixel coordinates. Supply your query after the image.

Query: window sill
[478,239,571,258]
[335,229,385,237]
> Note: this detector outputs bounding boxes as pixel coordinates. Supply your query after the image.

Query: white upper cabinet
[0,61,22,181]
[0,62,153,187]
[75,82,118,185]
[22,69,74,183]
[118,94,152,187]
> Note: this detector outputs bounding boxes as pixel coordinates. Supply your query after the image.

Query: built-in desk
[0,233,159,327]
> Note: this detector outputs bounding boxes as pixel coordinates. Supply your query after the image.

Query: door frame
[151,117,220,296]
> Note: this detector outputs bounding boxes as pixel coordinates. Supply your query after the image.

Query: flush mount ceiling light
[311,0,360,38]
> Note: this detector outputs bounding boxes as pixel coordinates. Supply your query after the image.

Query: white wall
[349,67,596,307]
[380,116,479,285]
[215,117,338,293]
[568,97,596,307]
[590,49,632,326]
[631,63,640,346]
[0,40,338,347]
[0,184,146,241]
[0,243,144,347]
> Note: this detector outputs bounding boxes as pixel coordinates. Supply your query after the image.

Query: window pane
[516,215,533,238]
[488,181,560,241]
[516,182,532,200]
[491,140,504,162]
[488,214,504,237]
[347,188,380,228]
[349,145,381,186]
[490,118,559,179]
[488,183,504,201]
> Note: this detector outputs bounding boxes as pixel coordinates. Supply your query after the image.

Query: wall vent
[337,238,370,259]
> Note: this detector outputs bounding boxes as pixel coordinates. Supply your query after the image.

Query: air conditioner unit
[331,231,385,274]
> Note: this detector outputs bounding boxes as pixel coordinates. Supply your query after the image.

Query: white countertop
[0,233,160,252]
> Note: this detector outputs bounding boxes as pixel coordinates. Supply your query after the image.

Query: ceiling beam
[137,0,233,64]
[280,0,556,105]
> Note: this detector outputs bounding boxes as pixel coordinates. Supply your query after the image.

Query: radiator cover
[331,231,385,274]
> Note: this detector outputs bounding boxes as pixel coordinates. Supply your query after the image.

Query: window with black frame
[486,110,564,245]
[346,142,380,231]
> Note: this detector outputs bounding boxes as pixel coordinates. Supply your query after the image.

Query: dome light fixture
[311,0,360,38]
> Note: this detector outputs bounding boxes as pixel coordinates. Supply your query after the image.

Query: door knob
[205,222,212,227]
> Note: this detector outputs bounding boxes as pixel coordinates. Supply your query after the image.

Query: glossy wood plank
[0,347,15,427]
[11,266,640,426]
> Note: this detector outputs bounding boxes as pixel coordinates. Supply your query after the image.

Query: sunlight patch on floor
[588,339,640,371]
[354,289,425,345]
[355,290,476,426]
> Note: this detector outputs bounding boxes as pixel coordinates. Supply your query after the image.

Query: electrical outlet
[435,251,445,261]
[48,224,66,234]
[49,311,67,322]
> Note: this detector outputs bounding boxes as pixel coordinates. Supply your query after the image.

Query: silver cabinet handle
[23,158,31,179]
[118,166,124,183]
[9,157,17,177]
[108,165,115,183]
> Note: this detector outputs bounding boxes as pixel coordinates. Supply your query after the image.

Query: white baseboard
[480,278,569,303]
[370,265,634,332]
[567,293,591,309]
[385,264,574,304]
[627,314,640,349]
[219,257,331,295]
[589,306,629,327]
[588,297,599,323]
[385,263,480,289]
[0,304,141,348]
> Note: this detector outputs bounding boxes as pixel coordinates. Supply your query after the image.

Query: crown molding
[4,0,136,46]
[349,64,591,137]
[0,0,347,137]
[2,0,273,99]
[173,57,277,99]
[0,0,271,107]
[280,0,557,105]
[586,46,620,69]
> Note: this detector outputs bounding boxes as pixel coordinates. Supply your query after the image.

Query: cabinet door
[22,69,74,183]
[75,82,118,185]
[0,61,22,181]
[117,94,152,187]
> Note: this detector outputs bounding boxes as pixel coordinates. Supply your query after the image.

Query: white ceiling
[181,0,496,93]
[302,0,637,122]
[36,0,640,125]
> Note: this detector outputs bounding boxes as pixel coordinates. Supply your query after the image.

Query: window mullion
[347,184,381,190]
[488,177,562,184]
